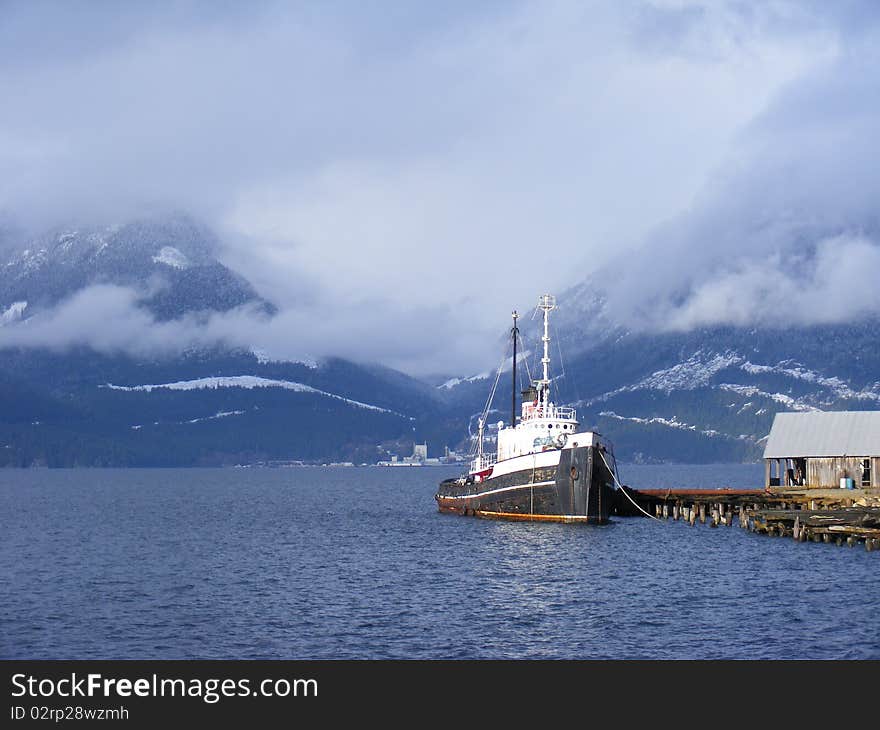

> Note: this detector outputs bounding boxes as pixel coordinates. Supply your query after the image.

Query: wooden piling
[624,487,880,554]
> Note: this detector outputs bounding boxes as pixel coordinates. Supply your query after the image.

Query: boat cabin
[496,390,581,461]
[467,293,601,475]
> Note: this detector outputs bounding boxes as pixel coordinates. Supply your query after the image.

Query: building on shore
[377,442,442,466]
[763,411,880,488]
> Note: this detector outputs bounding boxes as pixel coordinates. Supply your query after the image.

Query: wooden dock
[617,486,880,551]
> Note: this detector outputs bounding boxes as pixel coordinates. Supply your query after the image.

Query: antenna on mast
[511,310,519,428]
[538,294,556,405]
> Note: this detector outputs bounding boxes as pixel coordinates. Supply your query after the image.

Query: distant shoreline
[0,461,763,470]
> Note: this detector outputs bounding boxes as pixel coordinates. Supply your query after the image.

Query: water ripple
[1,464,878,659]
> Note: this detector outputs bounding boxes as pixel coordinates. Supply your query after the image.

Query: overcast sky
[1,1,878,374]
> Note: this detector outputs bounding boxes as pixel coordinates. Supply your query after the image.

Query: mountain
[0,214,454,467]
[0,214,274,322]
[439,285,880,464]
[2,213,878,467]
[0,346,450,467]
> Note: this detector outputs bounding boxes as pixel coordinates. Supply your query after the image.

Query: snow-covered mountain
[0,214,448,467]
[0,214,273,321]
[439,284,880,463]
[2,212,878,466]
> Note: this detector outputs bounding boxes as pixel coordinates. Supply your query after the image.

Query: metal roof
[763,411,880,459]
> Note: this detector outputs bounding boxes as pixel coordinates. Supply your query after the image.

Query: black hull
[435,445,615,524]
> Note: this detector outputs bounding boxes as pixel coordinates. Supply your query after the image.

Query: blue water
[1,464,877,659]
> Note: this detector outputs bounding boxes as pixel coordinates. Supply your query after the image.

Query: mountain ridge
[0,213,274,322]
[2,213,878,466]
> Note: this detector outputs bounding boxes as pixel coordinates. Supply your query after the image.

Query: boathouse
[763,411,880,488]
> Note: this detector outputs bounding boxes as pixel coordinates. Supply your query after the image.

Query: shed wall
[806,457,867,488]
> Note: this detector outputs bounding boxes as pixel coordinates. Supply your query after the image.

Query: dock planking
[616,486,880,551]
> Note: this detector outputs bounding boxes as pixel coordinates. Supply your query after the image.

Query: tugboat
[435,294,619,523]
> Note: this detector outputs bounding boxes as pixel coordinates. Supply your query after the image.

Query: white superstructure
[469,293,598,477]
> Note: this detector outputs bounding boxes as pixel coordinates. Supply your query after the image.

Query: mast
[538,294,556,406]
[511,310,519,428]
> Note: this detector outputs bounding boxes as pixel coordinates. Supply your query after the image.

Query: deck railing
[522,405,577,422]
[470,453,498,472]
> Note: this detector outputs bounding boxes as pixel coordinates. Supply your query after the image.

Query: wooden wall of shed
[806,457,868,488]
[873,457,879,488]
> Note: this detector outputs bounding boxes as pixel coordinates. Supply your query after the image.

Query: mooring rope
[598,448,659,521]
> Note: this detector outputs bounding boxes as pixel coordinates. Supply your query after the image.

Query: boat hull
[435,445,615,524]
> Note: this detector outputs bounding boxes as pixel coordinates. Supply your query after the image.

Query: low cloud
[0,284,487,374]
[1,2,878,372]
[662,235,880,330]
[599,20,880,333]
[0,285,229,357]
